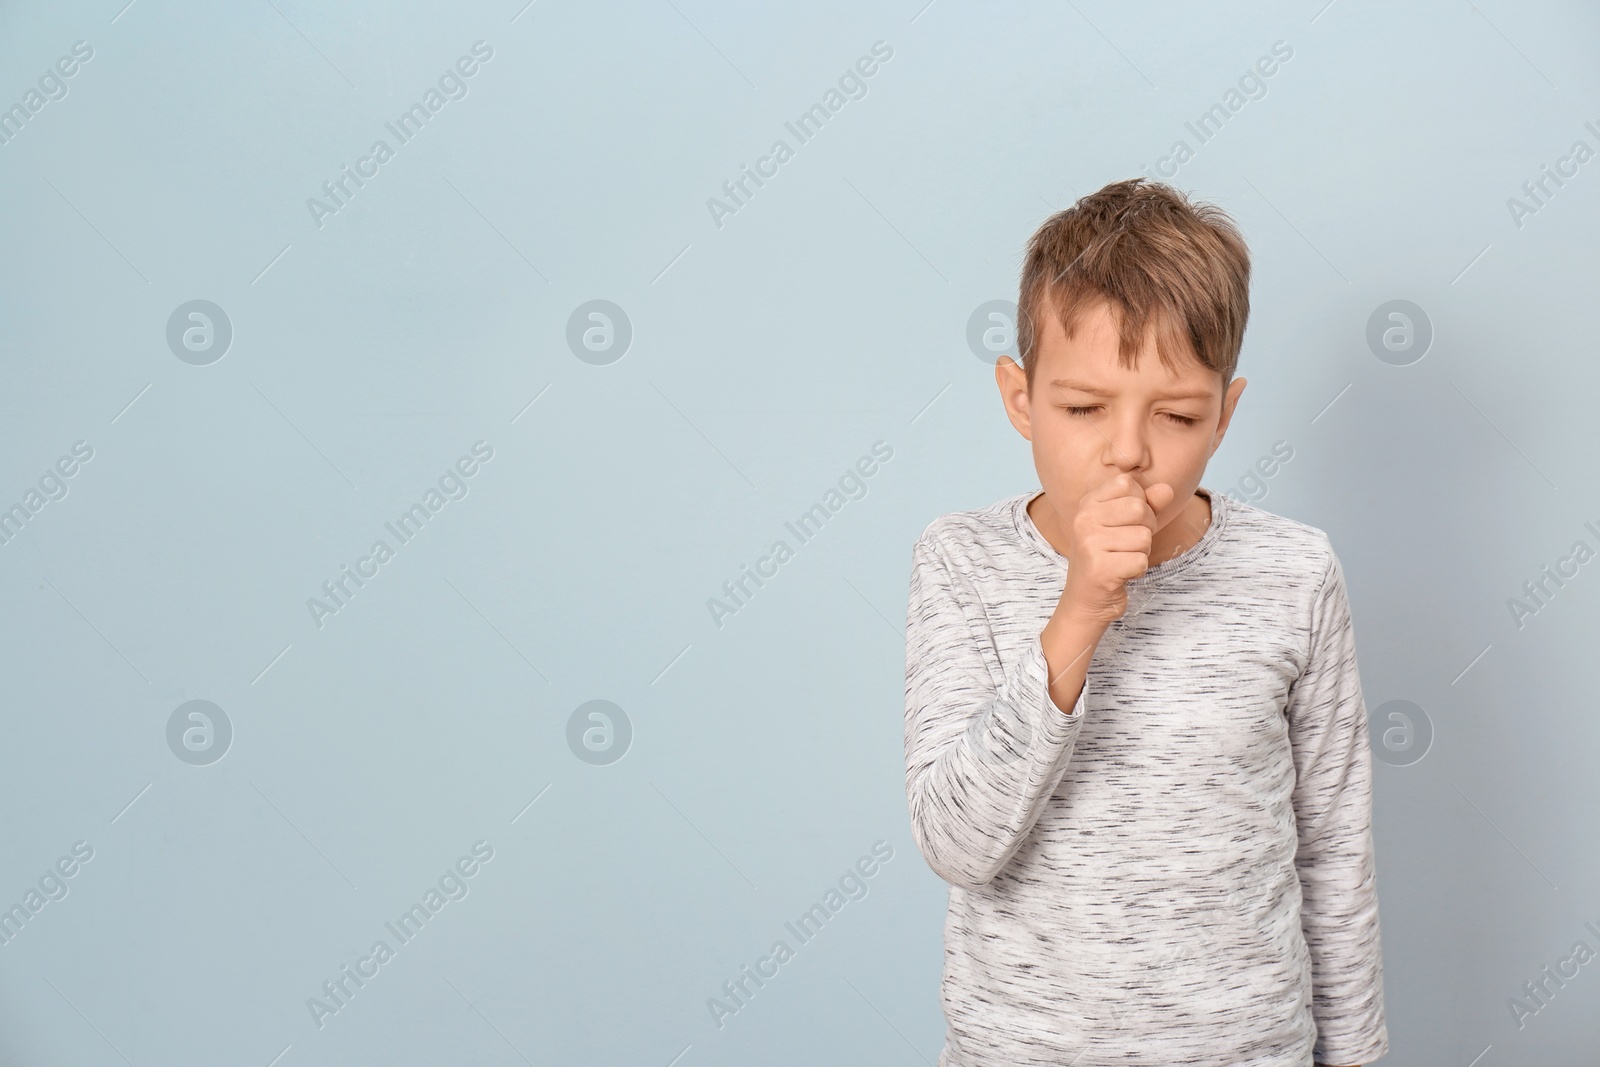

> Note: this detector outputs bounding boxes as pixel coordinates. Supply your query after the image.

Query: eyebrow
[1048,378,1215,402]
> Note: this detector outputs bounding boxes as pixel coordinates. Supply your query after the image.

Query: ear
[996,356,1035,441]
[1210,375,1247,456]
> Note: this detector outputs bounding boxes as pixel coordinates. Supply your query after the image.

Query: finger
[1100,549,1154,580]
[1088,524,1153,553]
[1130,482,1173,535]
[1081,531,1158,563]
[1091,495,1156,529]
[1085,471,1146,505]
[1143,481,1176,515]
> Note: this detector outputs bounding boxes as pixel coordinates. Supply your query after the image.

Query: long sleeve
[903,533,1087,890]
[1286,545,1389,1065]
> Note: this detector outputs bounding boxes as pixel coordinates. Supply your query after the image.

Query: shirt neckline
[1013,484,1230,586]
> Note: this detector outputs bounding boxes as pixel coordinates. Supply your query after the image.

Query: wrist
[1041,606,1109,667]
[1048,601,1114,639]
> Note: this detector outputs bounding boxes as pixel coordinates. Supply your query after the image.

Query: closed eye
[1062,405,1199,427]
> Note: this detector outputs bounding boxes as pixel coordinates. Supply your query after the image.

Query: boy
[902,178,1387,1066]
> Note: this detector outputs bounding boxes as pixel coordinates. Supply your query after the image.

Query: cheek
[1163,435,1211,469]
[1041,413,1092,447]
[1037,425,1096,471]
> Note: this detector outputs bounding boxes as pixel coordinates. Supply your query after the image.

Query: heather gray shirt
[903,486,1388,1067]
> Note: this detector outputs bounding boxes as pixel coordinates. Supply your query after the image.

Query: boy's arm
[1287,546,1389,1066]
[903,533,1088,890]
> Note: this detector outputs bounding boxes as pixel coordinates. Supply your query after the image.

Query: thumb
[1144,481,1177,514]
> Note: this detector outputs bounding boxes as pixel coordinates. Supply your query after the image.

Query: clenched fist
[1055,471,1176,628]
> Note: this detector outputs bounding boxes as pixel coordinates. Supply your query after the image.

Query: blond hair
[1017,178,1251,395]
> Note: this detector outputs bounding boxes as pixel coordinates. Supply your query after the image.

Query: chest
[979,574,1310,765]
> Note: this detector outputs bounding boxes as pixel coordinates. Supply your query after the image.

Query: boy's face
[997,297,1247,543]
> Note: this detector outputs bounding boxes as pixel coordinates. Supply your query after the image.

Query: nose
[1101,408,1151,475]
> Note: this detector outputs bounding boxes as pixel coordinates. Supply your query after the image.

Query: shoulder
[912,492,1031,566]
[1215,492,1339,586]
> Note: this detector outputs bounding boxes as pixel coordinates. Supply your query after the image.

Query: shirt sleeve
[1287,544,1390,1065]
[903,532,1087,890]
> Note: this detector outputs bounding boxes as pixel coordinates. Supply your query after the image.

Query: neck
[1148,490,1210,565]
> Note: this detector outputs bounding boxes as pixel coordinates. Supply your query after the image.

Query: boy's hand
[1055,471,1176,628]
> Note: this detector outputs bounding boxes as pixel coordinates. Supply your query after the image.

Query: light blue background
[2,0,1598,1063]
